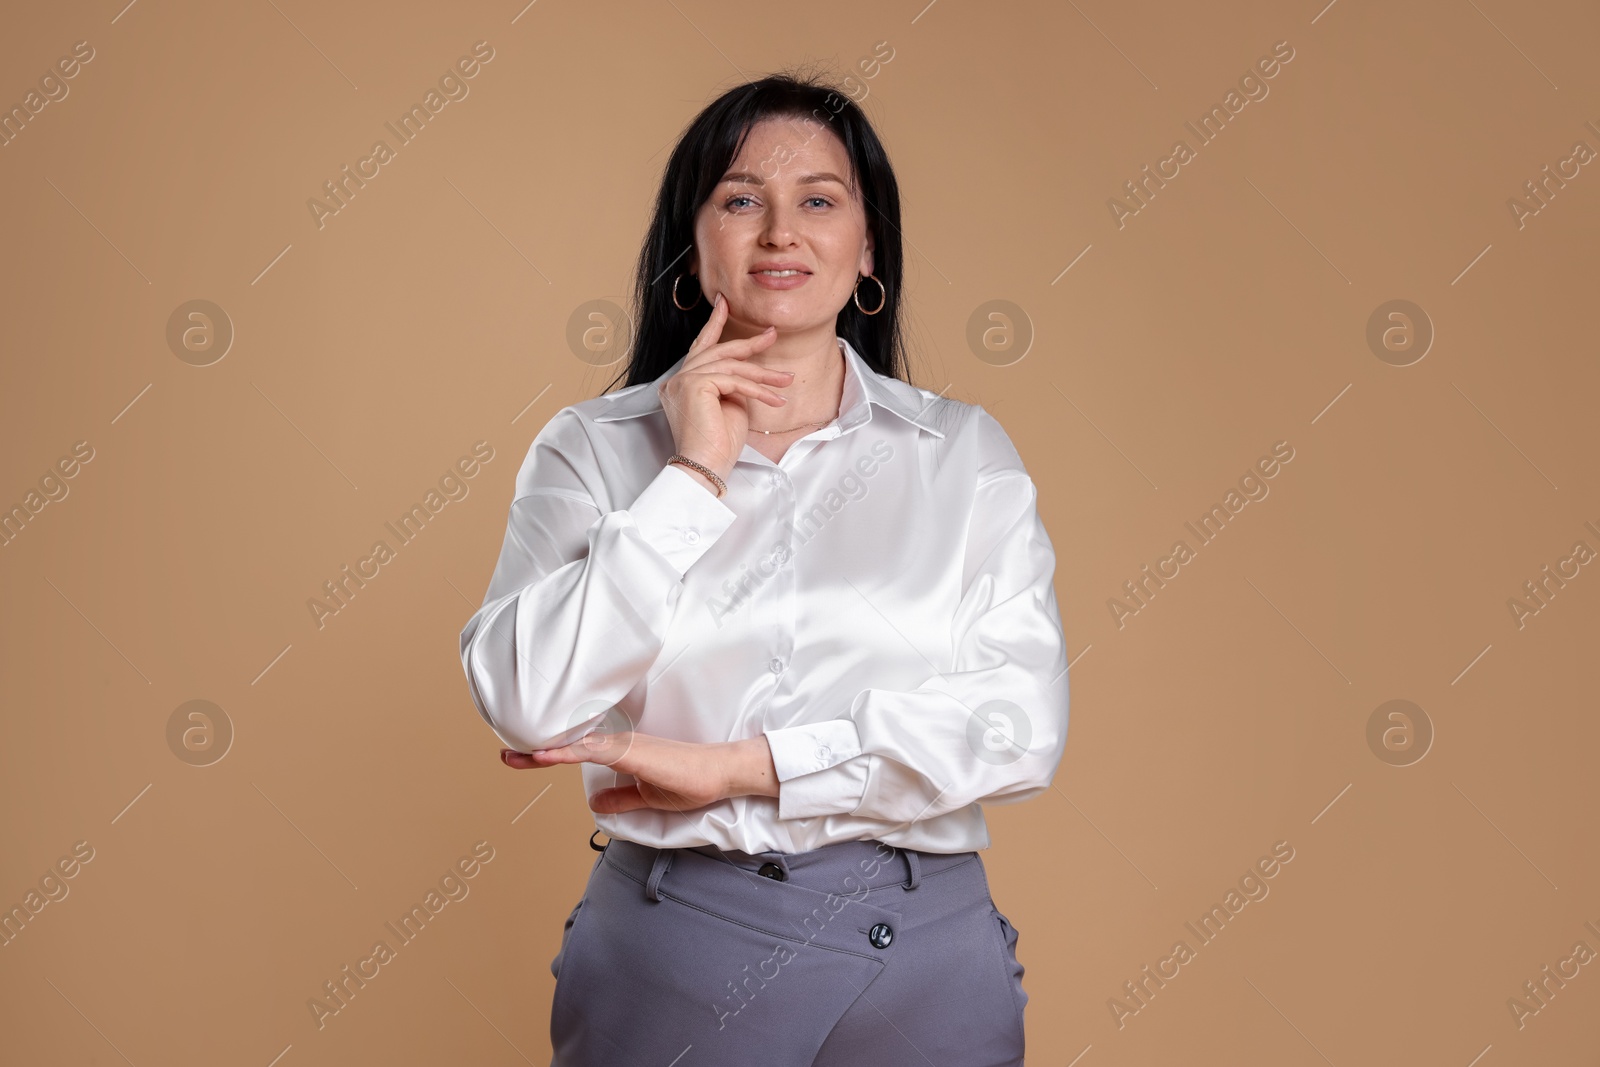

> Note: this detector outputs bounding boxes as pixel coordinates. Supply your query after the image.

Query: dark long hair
[604,72,909,394]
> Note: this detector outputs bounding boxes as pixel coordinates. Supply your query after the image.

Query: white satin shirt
[459,335,1069,854]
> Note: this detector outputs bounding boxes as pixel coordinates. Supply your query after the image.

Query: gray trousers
[548,833,1028,1066]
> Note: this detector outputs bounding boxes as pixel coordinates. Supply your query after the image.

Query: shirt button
[769,657,785,674]
[816,745,831,761]
[682,528,699,544]
[868,922,894,949]
[769,472,784,488]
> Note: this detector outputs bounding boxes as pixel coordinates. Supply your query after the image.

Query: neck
[734,326,847,433]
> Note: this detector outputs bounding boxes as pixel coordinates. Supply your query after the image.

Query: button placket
[767,472,795,706]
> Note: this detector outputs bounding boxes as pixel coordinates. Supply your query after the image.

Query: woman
[458,73,1069,1066]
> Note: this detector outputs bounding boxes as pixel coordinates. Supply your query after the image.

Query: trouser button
[757,862,785,881]
[868,922,894,949]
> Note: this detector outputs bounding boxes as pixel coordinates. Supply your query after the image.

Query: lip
[749,262,812,290]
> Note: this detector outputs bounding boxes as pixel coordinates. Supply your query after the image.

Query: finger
[685,290,728,361]
[666,329,780,430]
[500,749,553,770]
[558,729,640,769]
[588,785,649,814]
[519,744,587,766]
[685,323,777,371]
[691,374,788,408]
[693,355,796,385]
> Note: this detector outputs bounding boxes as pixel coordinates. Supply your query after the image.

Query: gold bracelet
[666,453,727,498]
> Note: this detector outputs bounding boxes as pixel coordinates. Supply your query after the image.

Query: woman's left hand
[500,732,779,814]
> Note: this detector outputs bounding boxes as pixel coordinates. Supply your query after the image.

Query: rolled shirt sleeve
[763,411,1070,825]
[459,410,737,753]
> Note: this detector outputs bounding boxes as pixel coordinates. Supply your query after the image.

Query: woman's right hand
[657,291,792,484]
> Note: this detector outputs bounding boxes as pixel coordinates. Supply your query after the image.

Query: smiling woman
[457,71,1067,1067]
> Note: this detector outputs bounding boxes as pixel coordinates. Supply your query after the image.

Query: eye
[805,196,833,208]
[724,194,756,210]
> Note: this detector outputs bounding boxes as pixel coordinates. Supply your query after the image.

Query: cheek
[693,224,741,281]
[689,214,717,264]
[821,236,868,286]
[829,265,860,300]
[822,221,870,270]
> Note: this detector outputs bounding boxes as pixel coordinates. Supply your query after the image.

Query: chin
[737,302,827,330]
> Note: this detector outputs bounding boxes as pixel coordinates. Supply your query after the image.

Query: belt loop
[903,848,921,891]
[645,847,673,902]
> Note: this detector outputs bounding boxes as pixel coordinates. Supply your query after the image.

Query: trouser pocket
[990,905,1028,1042]
[550,897,585,980]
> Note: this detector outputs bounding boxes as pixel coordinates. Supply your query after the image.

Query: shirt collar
[592,334,946,438]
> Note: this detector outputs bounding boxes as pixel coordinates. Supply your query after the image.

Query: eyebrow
[718,170,850,187]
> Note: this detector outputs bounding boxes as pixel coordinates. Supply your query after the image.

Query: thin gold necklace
[750,416,834,436]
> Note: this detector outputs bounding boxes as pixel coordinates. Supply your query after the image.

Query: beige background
[2,0,1597,1063]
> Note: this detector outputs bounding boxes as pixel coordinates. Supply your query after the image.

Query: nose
[760,199,798,246]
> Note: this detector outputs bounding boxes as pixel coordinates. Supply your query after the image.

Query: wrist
[723,736,780,800]
[668,454,727,497]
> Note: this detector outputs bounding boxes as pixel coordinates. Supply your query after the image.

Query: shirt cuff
[764,720,869,820]
[624,463,738,576]
[774,754,870,820]
[764,719,863,779]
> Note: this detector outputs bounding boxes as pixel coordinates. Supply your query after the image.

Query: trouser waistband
[597,834,977,902]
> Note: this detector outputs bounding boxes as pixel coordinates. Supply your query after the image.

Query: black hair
[603,71,908,394]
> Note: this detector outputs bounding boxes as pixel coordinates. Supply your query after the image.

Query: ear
[859,228,875,279]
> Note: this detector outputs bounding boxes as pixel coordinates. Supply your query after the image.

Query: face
[689,115,874,336]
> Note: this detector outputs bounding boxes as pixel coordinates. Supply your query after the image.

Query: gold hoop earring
[672,273,702,311]
[853,273,886,315]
